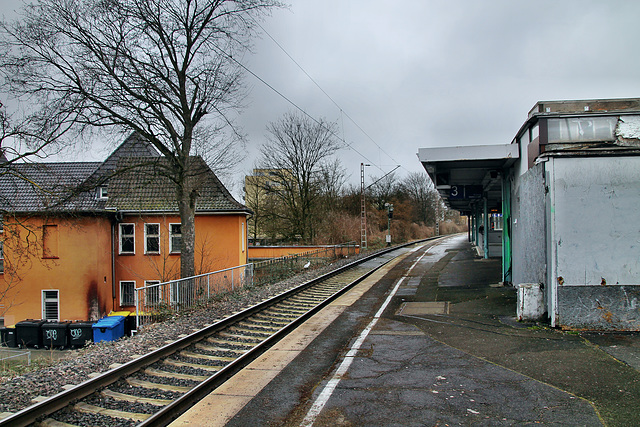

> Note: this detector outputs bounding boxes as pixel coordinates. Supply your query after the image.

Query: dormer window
[97,186,108,200]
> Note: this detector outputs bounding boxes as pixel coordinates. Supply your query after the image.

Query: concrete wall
[549,156,640,330]
[557,286,640,330]
[511,162,547,288]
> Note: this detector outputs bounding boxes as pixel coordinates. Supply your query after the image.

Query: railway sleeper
[163,358,223,372]
[74,402,150,422]
[245,316,291,326]
[288,296,323,304]
[126,377,192,393]
[227,325,276,336]
[234,322,281,333]
[299,291,335,298]
[262,308,304,317]
[101,389,172,407]
[144,367,209,382]
[271,303,310,312]
[278,299,315,306]
[217,331,265,342]
[180,350,236,363]
[205,337,258,348]
[195,342,248,355]
[38,418,77,427]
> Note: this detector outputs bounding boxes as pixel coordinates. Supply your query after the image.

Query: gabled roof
[0,161,101,212]
[0,133,249,215]
[107,156,249,213]
[85,132,161,185]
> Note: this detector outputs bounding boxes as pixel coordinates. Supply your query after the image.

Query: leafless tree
[258,112,342,242]
[0,0,280,278]
[399,171,440,225]
[368,171,399,210]
[317,158,347,205]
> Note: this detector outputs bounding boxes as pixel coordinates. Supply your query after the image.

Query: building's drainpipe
[111,218,117,311]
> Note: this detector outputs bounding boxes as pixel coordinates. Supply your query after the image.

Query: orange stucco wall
[1,215,113,326]
[1,213,248,325]
[113,213,247,311]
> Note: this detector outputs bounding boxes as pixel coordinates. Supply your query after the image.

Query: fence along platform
[134,243,359,330]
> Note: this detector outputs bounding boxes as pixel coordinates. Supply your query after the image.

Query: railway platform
[171,234,640,426]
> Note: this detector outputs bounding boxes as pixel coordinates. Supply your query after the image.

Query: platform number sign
[449,185,483,200]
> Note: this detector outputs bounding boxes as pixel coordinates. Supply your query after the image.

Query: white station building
[418,98,640,330]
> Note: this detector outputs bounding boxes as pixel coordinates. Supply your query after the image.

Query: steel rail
[0,237,439,427]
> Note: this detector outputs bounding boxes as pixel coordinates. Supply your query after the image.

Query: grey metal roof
[0,133,249,215]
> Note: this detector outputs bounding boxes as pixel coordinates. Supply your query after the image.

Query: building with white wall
[418,98,640,330]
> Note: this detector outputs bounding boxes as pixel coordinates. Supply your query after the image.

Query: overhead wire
[250,18,404,176]
[212,44,378,168]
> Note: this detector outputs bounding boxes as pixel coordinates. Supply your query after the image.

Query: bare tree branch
[0,0,281,278]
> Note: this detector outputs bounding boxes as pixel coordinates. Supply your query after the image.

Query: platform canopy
[417,144,518,214]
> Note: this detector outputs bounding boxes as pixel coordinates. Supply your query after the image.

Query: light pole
[385,202,393,246]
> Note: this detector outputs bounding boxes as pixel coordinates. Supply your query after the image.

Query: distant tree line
[246,112,467,247]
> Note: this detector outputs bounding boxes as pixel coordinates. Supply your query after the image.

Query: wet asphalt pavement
[223,234,640,426]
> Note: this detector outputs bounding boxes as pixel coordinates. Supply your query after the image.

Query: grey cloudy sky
[3,0,640,193]
[237,0,640,189]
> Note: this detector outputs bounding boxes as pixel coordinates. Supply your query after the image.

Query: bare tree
[258,112,342,242]
[0,0,280,278]
[399,171,439,225]
[368,171,399,210]
[317,158,347,205]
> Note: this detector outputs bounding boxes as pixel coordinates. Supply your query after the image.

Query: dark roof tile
[0,133,249,215]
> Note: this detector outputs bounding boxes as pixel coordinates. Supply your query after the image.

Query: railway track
[1,239,436,427]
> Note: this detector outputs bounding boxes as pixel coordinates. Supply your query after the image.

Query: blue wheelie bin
[92,316,125,343]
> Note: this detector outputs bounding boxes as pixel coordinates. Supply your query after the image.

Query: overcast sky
[3,0,640,195]
[236,0,640,191]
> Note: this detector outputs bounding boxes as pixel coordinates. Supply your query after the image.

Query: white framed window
[145,280,162,305]
[119,223,135,254]
[42,290,59,321]
[144,223,160,254]
[96,186,108,200]
[169,223,182,254]
[120,281,135,306]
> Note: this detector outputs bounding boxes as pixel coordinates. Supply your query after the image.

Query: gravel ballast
[0,258,363,414]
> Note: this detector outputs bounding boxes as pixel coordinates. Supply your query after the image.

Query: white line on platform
[299,244,432,426]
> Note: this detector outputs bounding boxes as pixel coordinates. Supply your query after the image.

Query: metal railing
[134,242,358,330]
[135,263,254,329]
[251,242,358,286]
[0,349,31,366]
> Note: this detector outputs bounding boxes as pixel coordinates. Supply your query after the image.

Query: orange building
[0,134,251,326]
